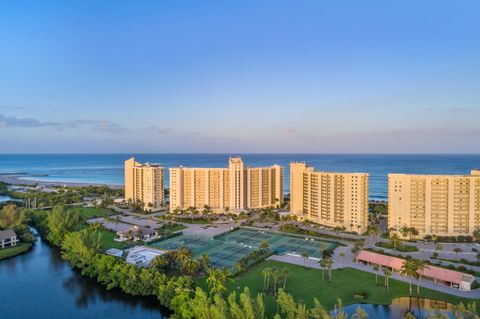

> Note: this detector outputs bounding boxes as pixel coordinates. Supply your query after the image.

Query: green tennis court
[149,228,339,270]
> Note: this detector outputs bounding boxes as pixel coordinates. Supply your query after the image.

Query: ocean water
[0,154,479,201]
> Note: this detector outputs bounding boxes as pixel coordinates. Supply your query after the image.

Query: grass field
[157,223,187,235]
[69,206,116,219]
[198,260,476,316]
[0,243,33,260]
[98,230,130,250]
[376,241,419,252]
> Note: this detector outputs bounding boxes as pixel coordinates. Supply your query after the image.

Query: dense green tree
[61,228,101,268]
[46,206,82,245]
[0,204,30,229]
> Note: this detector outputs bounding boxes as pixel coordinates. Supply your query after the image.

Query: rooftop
[0,229,17,241]
[356,250,405,271]
[419,265,474,285]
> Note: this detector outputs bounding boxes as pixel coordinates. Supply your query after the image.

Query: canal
[0,231,167,319]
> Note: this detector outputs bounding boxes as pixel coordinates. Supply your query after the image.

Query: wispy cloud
[144,125,174,135]
[0,113,60,127]
[0,113,126,133]
[426,107,472,113]
[68,120,125,133]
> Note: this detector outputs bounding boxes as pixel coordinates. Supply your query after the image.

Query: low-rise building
[356,250,475,290]
[126,246,167,267]
[116,226,158,242]
[0,229,19,249]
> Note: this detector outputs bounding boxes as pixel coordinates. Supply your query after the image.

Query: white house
[0,229,19,249]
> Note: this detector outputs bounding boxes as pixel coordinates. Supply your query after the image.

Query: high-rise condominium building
[169,157,284,212]
[124,157,164,211]
[388,170,480,237]
[290,162,369,234]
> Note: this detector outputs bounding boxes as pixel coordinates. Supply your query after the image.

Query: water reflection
[341,297,454,319]
[0,233,167,319]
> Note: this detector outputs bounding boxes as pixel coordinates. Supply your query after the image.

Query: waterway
[0,232,167,319]
[342,297,454,318]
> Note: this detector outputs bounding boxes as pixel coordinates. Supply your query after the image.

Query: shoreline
[0,174,123,189]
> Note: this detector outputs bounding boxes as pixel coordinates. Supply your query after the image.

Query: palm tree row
[261,266,290,295]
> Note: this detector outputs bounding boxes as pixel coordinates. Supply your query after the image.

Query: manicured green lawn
[376,241,419,252]
[157,223,187,235]
[198,260,476,317]
[98,230,130,250]
[69,206,115,219]
[0,243,33,260]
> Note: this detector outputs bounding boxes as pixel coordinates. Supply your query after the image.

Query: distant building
[0,229,19,249]
[124,157,164,212]
[388,169,480,237]
[289,162,369,234]
[169,157,284,212]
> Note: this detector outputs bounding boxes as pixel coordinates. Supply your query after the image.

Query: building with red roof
[355,250,475,291]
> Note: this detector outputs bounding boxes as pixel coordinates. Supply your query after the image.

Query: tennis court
[216,228,338,259]
[149,228,339,270]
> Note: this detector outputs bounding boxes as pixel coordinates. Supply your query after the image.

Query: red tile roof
[419,265,473,285]
[356,250,405,271]
[357,250,474,285]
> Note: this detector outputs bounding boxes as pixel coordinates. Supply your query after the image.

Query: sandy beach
[0,174,122,189]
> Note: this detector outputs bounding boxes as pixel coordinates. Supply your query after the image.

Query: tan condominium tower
[169,157,284,212]
[388,170,480,237]
[290,162,369,234]
[124,157,165,212]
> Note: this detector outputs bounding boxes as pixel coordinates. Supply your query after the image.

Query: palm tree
[319,243,326,258]
[409,227,419,240]
[282,267,290,290]
[324,258,334,282]
[198,253,211,272]
[318,259,327,280]
[301,251,309,269]
[175,245,193,269]
[400,259,418,295]
[260,240,270,251]
[262,267,271,291]
[269,266,278,292]
[206,268,226,296]
[431,233,438,244]
[413,259,426,295]
[272,268,281,295]
[373,265,380,285]
[383,268,392,290]
[400,226,410,239]
[389,233,402,253]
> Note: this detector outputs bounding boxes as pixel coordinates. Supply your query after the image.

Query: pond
[340,297,454,318]
[0,231,168,319]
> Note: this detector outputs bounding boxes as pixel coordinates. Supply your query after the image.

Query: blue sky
[0,0,479,153]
